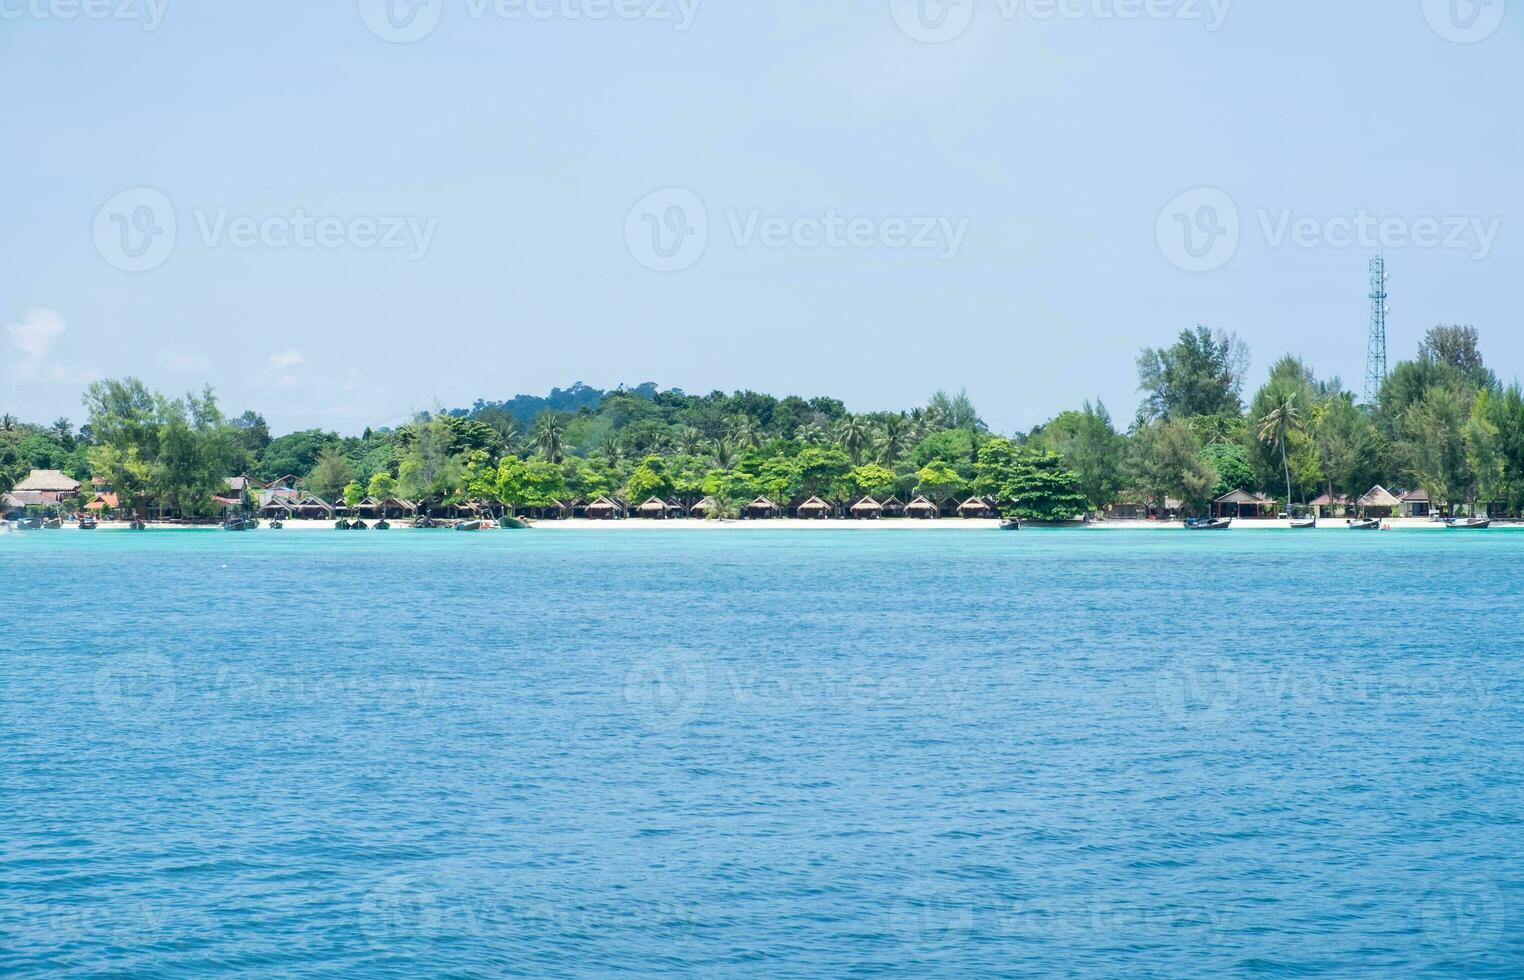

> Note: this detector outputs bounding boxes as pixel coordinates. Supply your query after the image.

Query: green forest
[4,324,1518,520]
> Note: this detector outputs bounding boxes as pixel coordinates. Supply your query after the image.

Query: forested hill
[457,382,661,426]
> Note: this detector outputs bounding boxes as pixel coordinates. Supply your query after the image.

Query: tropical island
[1,324,1516,527]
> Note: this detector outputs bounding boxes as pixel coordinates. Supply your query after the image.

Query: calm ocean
[2,528,1520,976]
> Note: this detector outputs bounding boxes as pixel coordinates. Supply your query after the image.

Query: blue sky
[2,1,1519,434]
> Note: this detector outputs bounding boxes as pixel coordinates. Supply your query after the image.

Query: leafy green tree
[626,455,675,502]
[1404,385,1471,511]
[914,460,965,502]
[1201,442,1254,499]
[1044,401,1125,512]
[1137,326,1249,420]
[1127,420,1217,516]
[343,482,364,508]
[1003,451,1088,522]
[368,471,397,500]
[847,463,896,499]
[308,448,356,502]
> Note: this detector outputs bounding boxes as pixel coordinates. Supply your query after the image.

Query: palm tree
[0,414,15,432]
[794,420,828,445]
[835,416,870,465]
[533,416,567,463]
[52,418,73,441]
[1257,391,1303,512]
[710,437,737,470]
[729,417,762,451]
[597,433,623,467]
[675,426,704,456]
[875,415,909,465]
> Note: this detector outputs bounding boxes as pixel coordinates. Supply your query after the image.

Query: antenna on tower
[1364,254,1388,405]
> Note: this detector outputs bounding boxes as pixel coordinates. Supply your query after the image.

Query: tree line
[3,322,1517,519]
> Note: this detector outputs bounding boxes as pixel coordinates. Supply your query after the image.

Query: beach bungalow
[881,496,905,518]
[295,496,337,519]
[850,496,883,520]
[958,496,996,519]
[1308,492,1349,518]
[586,496,625,520]
[795,496,832,519]
[745,495,780,519]
[83,492,121,518]
[905,495,940,520]
[636,496,673,519]
[1214,489,1277,519]
[2,490,49,517]
[1399,488,1433,519]
[13,469,80,504]
[1357,485,1402,517]
[689,496,718,519]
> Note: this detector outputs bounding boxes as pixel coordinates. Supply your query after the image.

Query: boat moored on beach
[1185,517,1232,531]
[1289,516,1316,529]
[1445,516,1492,529]
[1348,517,1381,530]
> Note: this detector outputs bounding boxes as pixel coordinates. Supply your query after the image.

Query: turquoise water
[2,528,1521,977]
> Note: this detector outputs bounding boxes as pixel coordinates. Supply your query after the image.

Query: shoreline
[8,516,1484,532]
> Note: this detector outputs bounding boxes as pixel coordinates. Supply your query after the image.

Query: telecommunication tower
[1364,255,1389,404]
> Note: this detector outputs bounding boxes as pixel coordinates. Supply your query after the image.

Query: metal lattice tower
[1364,254,1389,405]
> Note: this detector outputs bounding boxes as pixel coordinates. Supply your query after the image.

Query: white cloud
[7,307,65,360]
[268,347,306,370]
[160,351,211,373]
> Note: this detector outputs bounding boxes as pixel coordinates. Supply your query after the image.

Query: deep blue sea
[2,527,1521,977]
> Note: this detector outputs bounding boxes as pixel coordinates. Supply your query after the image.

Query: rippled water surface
[2,528,1521,976]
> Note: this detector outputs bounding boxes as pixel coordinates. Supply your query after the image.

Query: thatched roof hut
[689,495,718,518]
[958,496,995,518]
[1358,485,1401,513]
[636,496,671,518]
[906,495,940,519]
[796,495,832,519]
[3,490,49,512]
[1214,488,1276,518]
[881,496,905,517]
[745,495,780,519]
[850,496,883,519]
[586,496,624,520]
[15,469,80,494]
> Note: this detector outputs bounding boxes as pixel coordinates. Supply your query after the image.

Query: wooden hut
[689,495,717,518]
[636,496,672,519]
[850,496,883,520]
[957,496,995,519]
[1357,485,1401,517]
[1213,489,1277,519]
[905,495,940,520]
[83,492,121,518]
[881,496,905,518]
[745,495,780,519]
[796,495,832,519]
[586,496,625,520]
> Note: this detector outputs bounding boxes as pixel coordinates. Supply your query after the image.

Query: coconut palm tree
[0,414,16,432]
[729,417,762,451]
[597,433,623,467]
[835,415,871,465]
[674,426,704,456]
[1257,390,1302,513]
[710,437,737,470]
[533,415,567,463]
[875,415,910,465]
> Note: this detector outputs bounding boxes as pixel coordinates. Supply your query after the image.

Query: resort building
[957,496,996,519]
[83,492,121,518]
[745,496,780,519]
[13,469,80,504]
[1213,489,1278,519]
[880,496,905,518]
[586,496,625,520]
[795,496,832,519]
[689,496,718,518]
[1357,485,1402,517]
[905,495,940,519]
[1308,492,1349,518]
[636,496,677,519]
[850,496,883,520]
[1399,489,1432,518]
